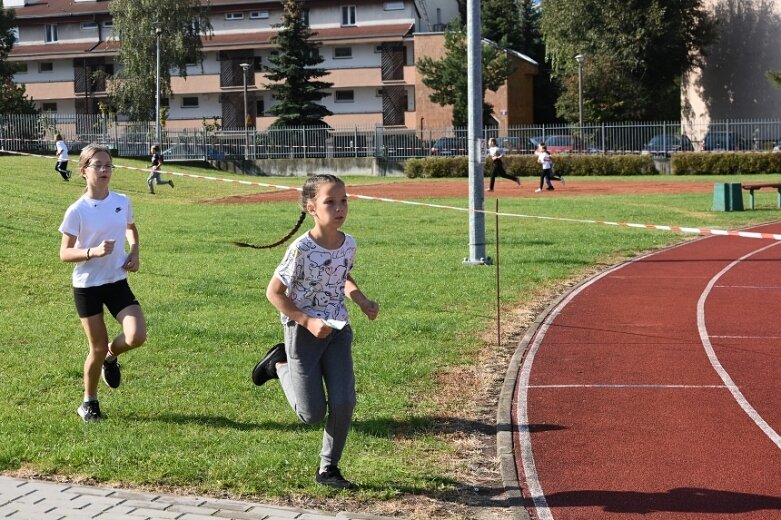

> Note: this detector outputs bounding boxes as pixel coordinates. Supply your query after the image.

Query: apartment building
[7,0,536,132]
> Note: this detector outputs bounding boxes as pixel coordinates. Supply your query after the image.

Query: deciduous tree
[109,0,212,120]
[541,0,715,122]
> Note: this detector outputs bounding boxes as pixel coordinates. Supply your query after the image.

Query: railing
[2,114,781,160]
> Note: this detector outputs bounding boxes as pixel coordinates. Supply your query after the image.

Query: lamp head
[240,63,250,71]
[575,54,584,64]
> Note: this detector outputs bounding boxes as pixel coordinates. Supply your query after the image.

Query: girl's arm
[59,233,115,262]
[122,223,140,272]
[266,276,332,338]
[346,274,379,320]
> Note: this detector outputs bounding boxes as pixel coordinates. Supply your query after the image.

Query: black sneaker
[169,180,175,189]
[315,465,356,490]
[102,357,121,389]
[77,400,103,422]
[252,343,286,386]
[66,170,72,179]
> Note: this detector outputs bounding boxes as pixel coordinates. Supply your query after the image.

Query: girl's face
[82,151,114,187]
[307,181,348,230]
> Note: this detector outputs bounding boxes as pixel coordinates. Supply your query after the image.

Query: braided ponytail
[232,211,307,249]
[232,174,343,250]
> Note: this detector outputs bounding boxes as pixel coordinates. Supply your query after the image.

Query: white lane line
[715,284,781,289]
[516,258,642,520]
[711,335,781,339]
[697,241,781,450]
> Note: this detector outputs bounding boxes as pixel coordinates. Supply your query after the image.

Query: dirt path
[210,178,716,205]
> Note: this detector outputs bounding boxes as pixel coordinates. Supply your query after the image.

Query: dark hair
[232,174,344,249]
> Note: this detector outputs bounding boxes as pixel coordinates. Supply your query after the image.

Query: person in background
[54,133,71,181]
[486,137,520,192]
[147,144,174,194]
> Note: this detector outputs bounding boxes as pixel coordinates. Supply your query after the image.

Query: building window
[301,8,310,26]
[376,89,383,97]
[160,97,170,108]
[39,62,54,72]
[181,96,199,108]
[256,99,265,115]
[45,24,58,43]
[42,102,57,112]
[225,12,245,20]
[11,27,19,42]
[333,47,352,59]
[250,11,269,19]
[341,6,356,26]
[253,56,262,71]
[80,22,98,30]
[334,90,354,103]
[384,1,404,10]
[15,62,27,74]
[102,20,113,29]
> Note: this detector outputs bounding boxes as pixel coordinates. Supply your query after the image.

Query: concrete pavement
[0,476,395,520]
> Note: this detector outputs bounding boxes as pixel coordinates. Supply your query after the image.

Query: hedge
[404,151,781,178]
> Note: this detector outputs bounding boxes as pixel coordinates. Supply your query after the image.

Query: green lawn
[1,154,779,507]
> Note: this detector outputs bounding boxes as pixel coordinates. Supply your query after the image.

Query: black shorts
[73,279,140,318]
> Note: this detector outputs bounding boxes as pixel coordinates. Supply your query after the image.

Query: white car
[773,140,781,153]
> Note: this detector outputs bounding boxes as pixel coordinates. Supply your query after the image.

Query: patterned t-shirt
[274,232,356,325]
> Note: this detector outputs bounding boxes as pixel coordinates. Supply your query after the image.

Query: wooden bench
[742,183,781,209]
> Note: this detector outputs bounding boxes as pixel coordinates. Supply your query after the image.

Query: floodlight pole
[575,54,584,133]
[240,62,250,160]
[155,25,162,145]
[464,0,488,265]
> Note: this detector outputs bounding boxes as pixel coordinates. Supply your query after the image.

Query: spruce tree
[265,0,332,127]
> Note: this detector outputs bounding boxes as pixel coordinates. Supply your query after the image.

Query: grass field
[1,153,779,515]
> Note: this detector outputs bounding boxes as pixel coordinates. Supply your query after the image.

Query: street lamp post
[155,25,162,146]
[240,62,250,160]
[575,54,584,134]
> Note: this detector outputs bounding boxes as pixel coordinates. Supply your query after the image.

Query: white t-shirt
[488,146,504,160]
[274,232,356,325]
[55,140,69,161]
[537,151,553,170]
[59,192,135,288]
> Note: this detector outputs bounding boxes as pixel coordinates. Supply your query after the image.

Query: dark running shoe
[66,170,72,179]
[315,465,357,490]
[77,400,103,422]
[169,180,175,189]
[252,343,286,386]
[102,357,121,389]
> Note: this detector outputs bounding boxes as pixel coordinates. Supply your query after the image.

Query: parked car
[495,136,538,154]
[430,137,469,156]
[162,143,226,160]
[701,131,751,152]
[772,139,781,153]
[641,134,694,157]
[533,135,598,154]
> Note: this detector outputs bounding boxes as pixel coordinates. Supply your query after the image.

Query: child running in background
[535,144,556,192]
[59,144,147,422]
[54,133,71,181]
[147,144,174,194]
[254,174,379,489]
[486,137,520,192]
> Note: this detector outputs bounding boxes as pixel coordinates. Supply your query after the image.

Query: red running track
[513,223,781,520]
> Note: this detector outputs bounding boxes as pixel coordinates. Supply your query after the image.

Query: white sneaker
[535,188,542,193]
[560,177,565,186]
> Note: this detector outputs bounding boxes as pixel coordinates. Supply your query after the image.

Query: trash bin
[712,182,744,211]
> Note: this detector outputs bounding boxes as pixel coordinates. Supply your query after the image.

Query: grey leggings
[146,170,171,192]
[278,322,356,469]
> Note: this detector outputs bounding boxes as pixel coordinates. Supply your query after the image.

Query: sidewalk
[0,476,396,520]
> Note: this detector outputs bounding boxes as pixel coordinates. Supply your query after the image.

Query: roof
[8,22,414,58]
[9,0,111,20]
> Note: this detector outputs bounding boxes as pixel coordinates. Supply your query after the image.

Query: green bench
[742,183,781,209]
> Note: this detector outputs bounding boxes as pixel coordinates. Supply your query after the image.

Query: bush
[671,151,781,175]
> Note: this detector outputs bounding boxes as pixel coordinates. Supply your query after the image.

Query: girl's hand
[123,250,140,272]
[305,317,332,338]
[93,239,116,258]
[360,299,379,321]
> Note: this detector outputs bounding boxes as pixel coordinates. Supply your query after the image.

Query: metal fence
[2,113,781,160]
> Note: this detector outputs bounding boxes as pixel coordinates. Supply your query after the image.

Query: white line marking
[697,242,781,450]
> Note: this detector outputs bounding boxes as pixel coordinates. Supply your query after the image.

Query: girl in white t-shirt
[54,133,71,181]
[59,144,147,422]
[256,174,379,490]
